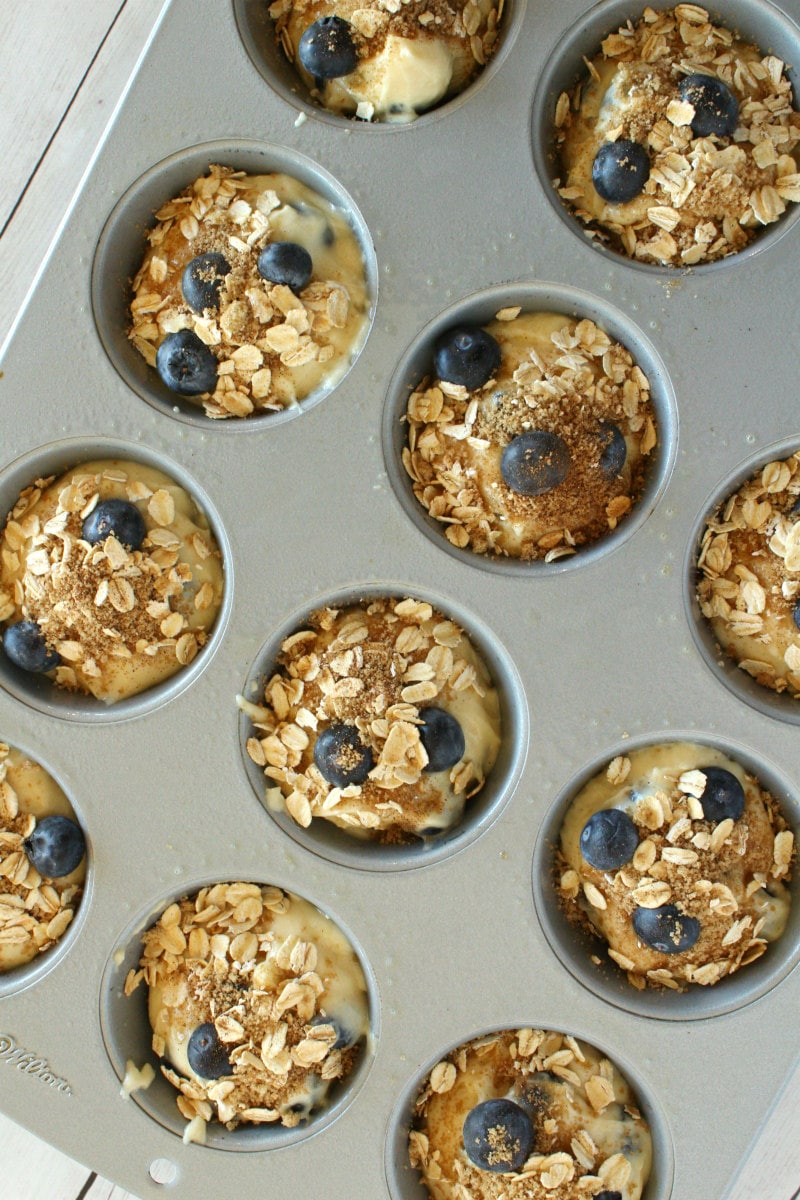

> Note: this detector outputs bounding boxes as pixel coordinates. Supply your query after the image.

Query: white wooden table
[0,3,799,1197]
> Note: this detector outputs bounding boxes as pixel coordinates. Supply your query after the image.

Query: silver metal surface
[0,0,798,1197]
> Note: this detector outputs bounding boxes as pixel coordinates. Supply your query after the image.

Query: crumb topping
[0,462,222,700]
[557,750,795,990]
[125,883,366,1130]
[0,745,83,970]
[403,311,656,561]
[239,597,500,839]
[555,4,800,264]
[697,451,800,696]
[410,1028,651,1200]
[129,165,369,419]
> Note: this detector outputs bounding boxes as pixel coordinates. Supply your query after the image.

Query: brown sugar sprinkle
[269,0,503,120]
[557,756,796,991]
[410,1028,650,1200]
[238,597,494,840]
[0,466,218,695]
[697,451,800,697]
[125,883,363,1132]
[0,746,82,968]
[554,5,800,265]
[403,313,656,561]
[128,165,364,419]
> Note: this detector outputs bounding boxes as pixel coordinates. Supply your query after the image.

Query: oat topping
[270,0,502,122]
[557,745,795,990]
[555,5,800,264]
[0,461,223,703]
[410,1028,651,1200]
[697,450,800,697]
[403,311,656,561]
[125,883,368,1135]
[128,166,370,418]
[0,744,84,972]
[238,597,501,840]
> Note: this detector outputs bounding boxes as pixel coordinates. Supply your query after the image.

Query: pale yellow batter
[125,883,369,1138]
[410,1028,652,1200]
[403,310,656,561]
[0,743,85,972]
[239,596,501,840]
[129,165,371,417]
[270,0,502,122]
[0,459,224,703]
[557,743,794,989]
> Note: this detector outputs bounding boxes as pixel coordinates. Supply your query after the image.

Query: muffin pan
[0,1,799,1198]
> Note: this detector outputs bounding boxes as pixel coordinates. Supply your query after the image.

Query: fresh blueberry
[500,431,571,496]
[82,499,146,550]
[632,904,701,954]
[579,809,639,871]
[433,325,502,390]
[793,598,800,631]
[155,329,218,395]
[181,252,231,313]
[592,140,650,203]
[2,621,60,673]
[679,73,739,138]
[697,766,745,822]
[257,241,313,293]
[462,1098,535,1172]
[23,815,85,877]
[419,707,466,773]
[595,1193,623,1200]
[313,724,373,787]
[598,421,627,477]
[186,1023,231,1079]
[298,16,358,79]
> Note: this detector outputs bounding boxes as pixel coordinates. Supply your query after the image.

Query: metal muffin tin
[0,0,799,1197]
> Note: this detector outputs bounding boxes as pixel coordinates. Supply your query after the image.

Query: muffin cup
[533,730,800,1020]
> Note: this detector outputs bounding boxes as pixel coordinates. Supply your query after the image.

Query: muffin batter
[124,883,369,1139]
[270,0,502,122]
[410,1027,652,1200]
[403,309,657,561]
[557,743,795,990]
[555,5,800,265]
[0,743,85,972]
[129,165,371,418]
[238,596,501,840]
[697,450,800,698]
[0,459,224,703]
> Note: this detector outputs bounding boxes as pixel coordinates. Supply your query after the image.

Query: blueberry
[186,1023,231,1080]
[592,140,650,203]
[2,621,60,674]
[679,74,739,138]
[433,325,502,390]
[298,16,358,79]
[462,1098,535,1173]
[23,815,85,877]
[313,724,373,787]
[82,499,146,550]
[181,252,231,313]
[793,598,800,631]
[697,766,745,822]
[257,241,313,293]
[595,1193,623,1200]
[500,431,571,496]
[632,904,701,954]
[598,421,627,477]
[419,707,466,773]
[155,329,217,396]
[579,809,639,871]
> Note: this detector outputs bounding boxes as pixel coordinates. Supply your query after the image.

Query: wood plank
[0,0,123,232]
[0,1111,92,1200]
[0,0,169,357]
